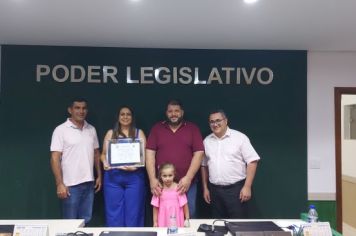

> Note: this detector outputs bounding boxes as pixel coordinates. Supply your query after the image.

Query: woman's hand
[117,165,138,171]
[102,160,111,171]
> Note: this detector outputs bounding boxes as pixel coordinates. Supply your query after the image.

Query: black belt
[209,179,245,189]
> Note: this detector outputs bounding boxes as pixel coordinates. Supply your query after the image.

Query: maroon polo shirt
[146,120,204,180]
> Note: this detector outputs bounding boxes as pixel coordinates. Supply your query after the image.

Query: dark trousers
[209,179,248,219]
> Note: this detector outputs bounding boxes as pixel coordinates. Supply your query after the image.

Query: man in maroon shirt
[146,99,204,218]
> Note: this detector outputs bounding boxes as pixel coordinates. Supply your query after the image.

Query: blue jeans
[61,181,94,224]
[187,181,197,218]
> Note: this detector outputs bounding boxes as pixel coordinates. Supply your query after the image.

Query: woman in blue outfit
[100,106,146,227]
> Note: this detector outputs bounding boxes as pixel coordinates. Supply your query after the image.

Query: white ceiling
[1,0,356,51]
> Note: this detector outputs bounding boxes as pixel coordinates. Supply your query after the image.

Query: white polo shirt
[50,119,99,186]
[202,127,260,186]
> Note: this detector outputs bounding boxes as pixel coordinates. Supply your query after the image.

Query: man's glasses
[209,118,225,125]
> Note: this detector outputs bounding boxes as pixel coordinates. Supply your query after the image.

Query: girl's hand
[184,219,190,227]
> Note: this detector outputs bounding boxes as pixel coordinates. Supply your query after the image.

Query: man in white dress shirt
[201,109,260,218]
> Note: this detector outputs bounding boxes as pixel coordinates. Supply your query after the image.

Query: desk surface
[0,219,301,236]
[0,219,84,236]
[62,219,301,236]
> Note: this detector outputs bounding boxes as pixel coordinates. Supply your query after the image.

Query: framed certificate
[107,138,145,167]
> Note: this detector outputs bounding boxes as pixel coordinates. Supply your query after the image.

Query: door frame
[334,87,356,232]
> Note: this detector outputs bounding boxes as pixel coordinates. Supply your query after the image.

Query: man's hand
[56,183,70,199]
[203,188,211,204]
[150,178,162,196]
[177,176,192,194]
[95,177,102,193]
[239,185,252,202]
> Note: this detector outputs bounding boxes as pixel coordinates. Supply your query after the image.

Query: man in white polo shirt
[201,109,260,218]
[50,98,102,224]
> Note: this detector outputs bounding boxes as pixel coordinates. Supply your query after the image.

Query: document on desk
[302,222,332,236]
[13,224,49,236]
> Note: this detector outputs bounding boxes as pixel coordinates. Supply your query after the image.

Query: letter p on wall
[36,64,50,82]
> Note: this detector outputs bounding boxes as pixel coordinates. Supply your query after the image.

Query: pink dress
[151,187,188,227]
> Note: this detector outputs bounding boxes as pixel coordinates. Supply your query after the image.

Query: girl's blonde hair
[158,162,176,183]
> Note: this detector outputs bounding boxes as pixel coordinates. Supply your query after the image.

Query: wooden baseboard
[308,193,336,200]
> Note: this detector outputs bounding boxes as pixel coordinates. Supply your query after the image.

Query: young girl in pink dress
[151,163,190,227]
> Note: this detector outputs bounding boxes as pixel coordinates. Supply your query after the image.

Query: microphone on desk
[211,219,226,232]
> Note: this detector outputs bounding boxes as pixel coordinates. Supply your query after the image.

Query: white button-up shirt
[202,127,260,186]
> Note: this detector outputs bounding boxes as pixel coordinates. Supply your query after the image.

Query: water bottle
[307,204,318,223]
[167,214,178,234]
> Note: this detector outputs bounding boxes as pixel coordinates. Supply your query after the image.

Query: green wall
[0,45,307,225]
[307,201,337,230]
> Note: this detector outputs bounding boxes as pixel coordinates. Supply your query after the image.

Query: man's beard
[167,116,183,126]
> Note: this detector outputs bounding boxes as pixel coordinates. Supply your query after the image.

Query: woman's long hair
[112,106,136,140]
